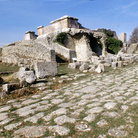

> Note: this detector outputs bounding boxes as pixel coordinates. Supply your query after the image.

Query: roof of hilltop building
[50,15,78,24]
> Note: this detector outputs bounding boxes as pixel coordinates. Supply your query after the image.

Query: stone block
[34,61,57,79]
[112,62,118,69]
[68,62,81,69]
[104,63,111,67]
[95,64,105,73]
[79,63,89,71]
[17,67,36,84]
[118,61,123,67]
[89,65,97,72]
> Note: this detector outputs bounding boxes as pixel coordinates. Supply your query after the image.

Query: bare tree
[129,26,138,44]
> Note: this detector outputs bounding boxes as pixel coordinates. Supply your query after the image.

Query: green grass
[0,62,19,73]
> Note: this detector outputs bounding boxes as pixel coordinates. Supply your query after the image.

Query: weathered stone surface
[14,126,46,137]
[54,115,76,125]
[108,127,128,137]
[1,40,56,65]
[51,98,64,104]
[21,99,39,105]
[34,61,57,79]
[0,113,8,121]
[17,67,36,84]
[24,112,44,123]
[102,112,120,118]
[121,105,129,112]
[4,122,22,130]
[97,119,108,127]
[112,62,117,69]
[86,107,103,114]
[79,63,89,71]
[118,61,123,67]
[0,105,11,112]
[83,114,96,122]
[0,118,14,125]
[104,102,117,109]
[127,43,138,54]
[89,65,97,72]
[95,64,105,73]
[68,62,81,69]
[48,125,70,136]
[75,123,91,132]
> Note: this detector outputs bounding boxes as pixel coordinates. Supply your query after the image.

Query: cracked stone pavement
[0,63,138,137]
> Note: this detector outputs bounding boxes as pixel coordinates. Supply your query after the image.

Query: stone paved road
[0,63,138,137]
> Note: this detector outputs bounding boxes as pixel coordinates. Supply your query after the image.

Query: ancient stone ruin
[0,15,138,79]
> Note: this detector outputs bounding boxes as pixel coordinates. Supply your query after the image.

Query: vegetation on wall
[103,29,123,54]
[54,32,66,46]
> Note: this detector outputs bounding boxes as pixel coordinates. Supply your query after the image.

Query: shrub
[106,37,123,54]
[54,32,66,46]
[103,29,123,54]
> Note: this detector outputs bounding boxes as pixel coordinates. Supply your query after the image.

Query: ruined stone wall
[38,18,80,37]
[127,43,138,54]
[119,33,126,43]
[74,35,92,62]
[68,18,80,29]
[1,40,56,65]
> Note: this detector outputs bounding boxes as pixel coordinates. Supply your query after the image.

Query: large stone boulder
[16,67,36,84]
[34,61,58,79]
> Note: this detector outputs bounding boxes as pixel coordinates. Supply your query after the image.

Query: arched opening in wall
[89,36,102,56]
[56,53,68,63]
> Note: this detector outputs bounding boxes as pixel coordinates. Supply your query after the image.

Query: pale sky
[0,0,138,47]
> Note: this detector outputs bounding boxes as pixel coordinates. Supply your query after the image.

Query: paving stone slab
[34,105,49,112]
[86,107,103,114]
[102,112,121,118]
[97,119,108,127]
[87,102,101,108]
[0,113,8,121]
[12,103,22,108]
[97,134,106,138]
[14,126,46,137]
[31,94,41,99]
[48,125,70,136]
[58,102,73,108]
[83,114,96,122]
[0,118,14,125]
[21,99,39,105]
[108,127,128,137]
[75,123,91,132]
[4,122,22,130]
[104,102,117,110]
[121,105,129,112]
[0,106,11,112]
[54,115,76,125]
[24,112,44,123]
[51,99,64,104]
